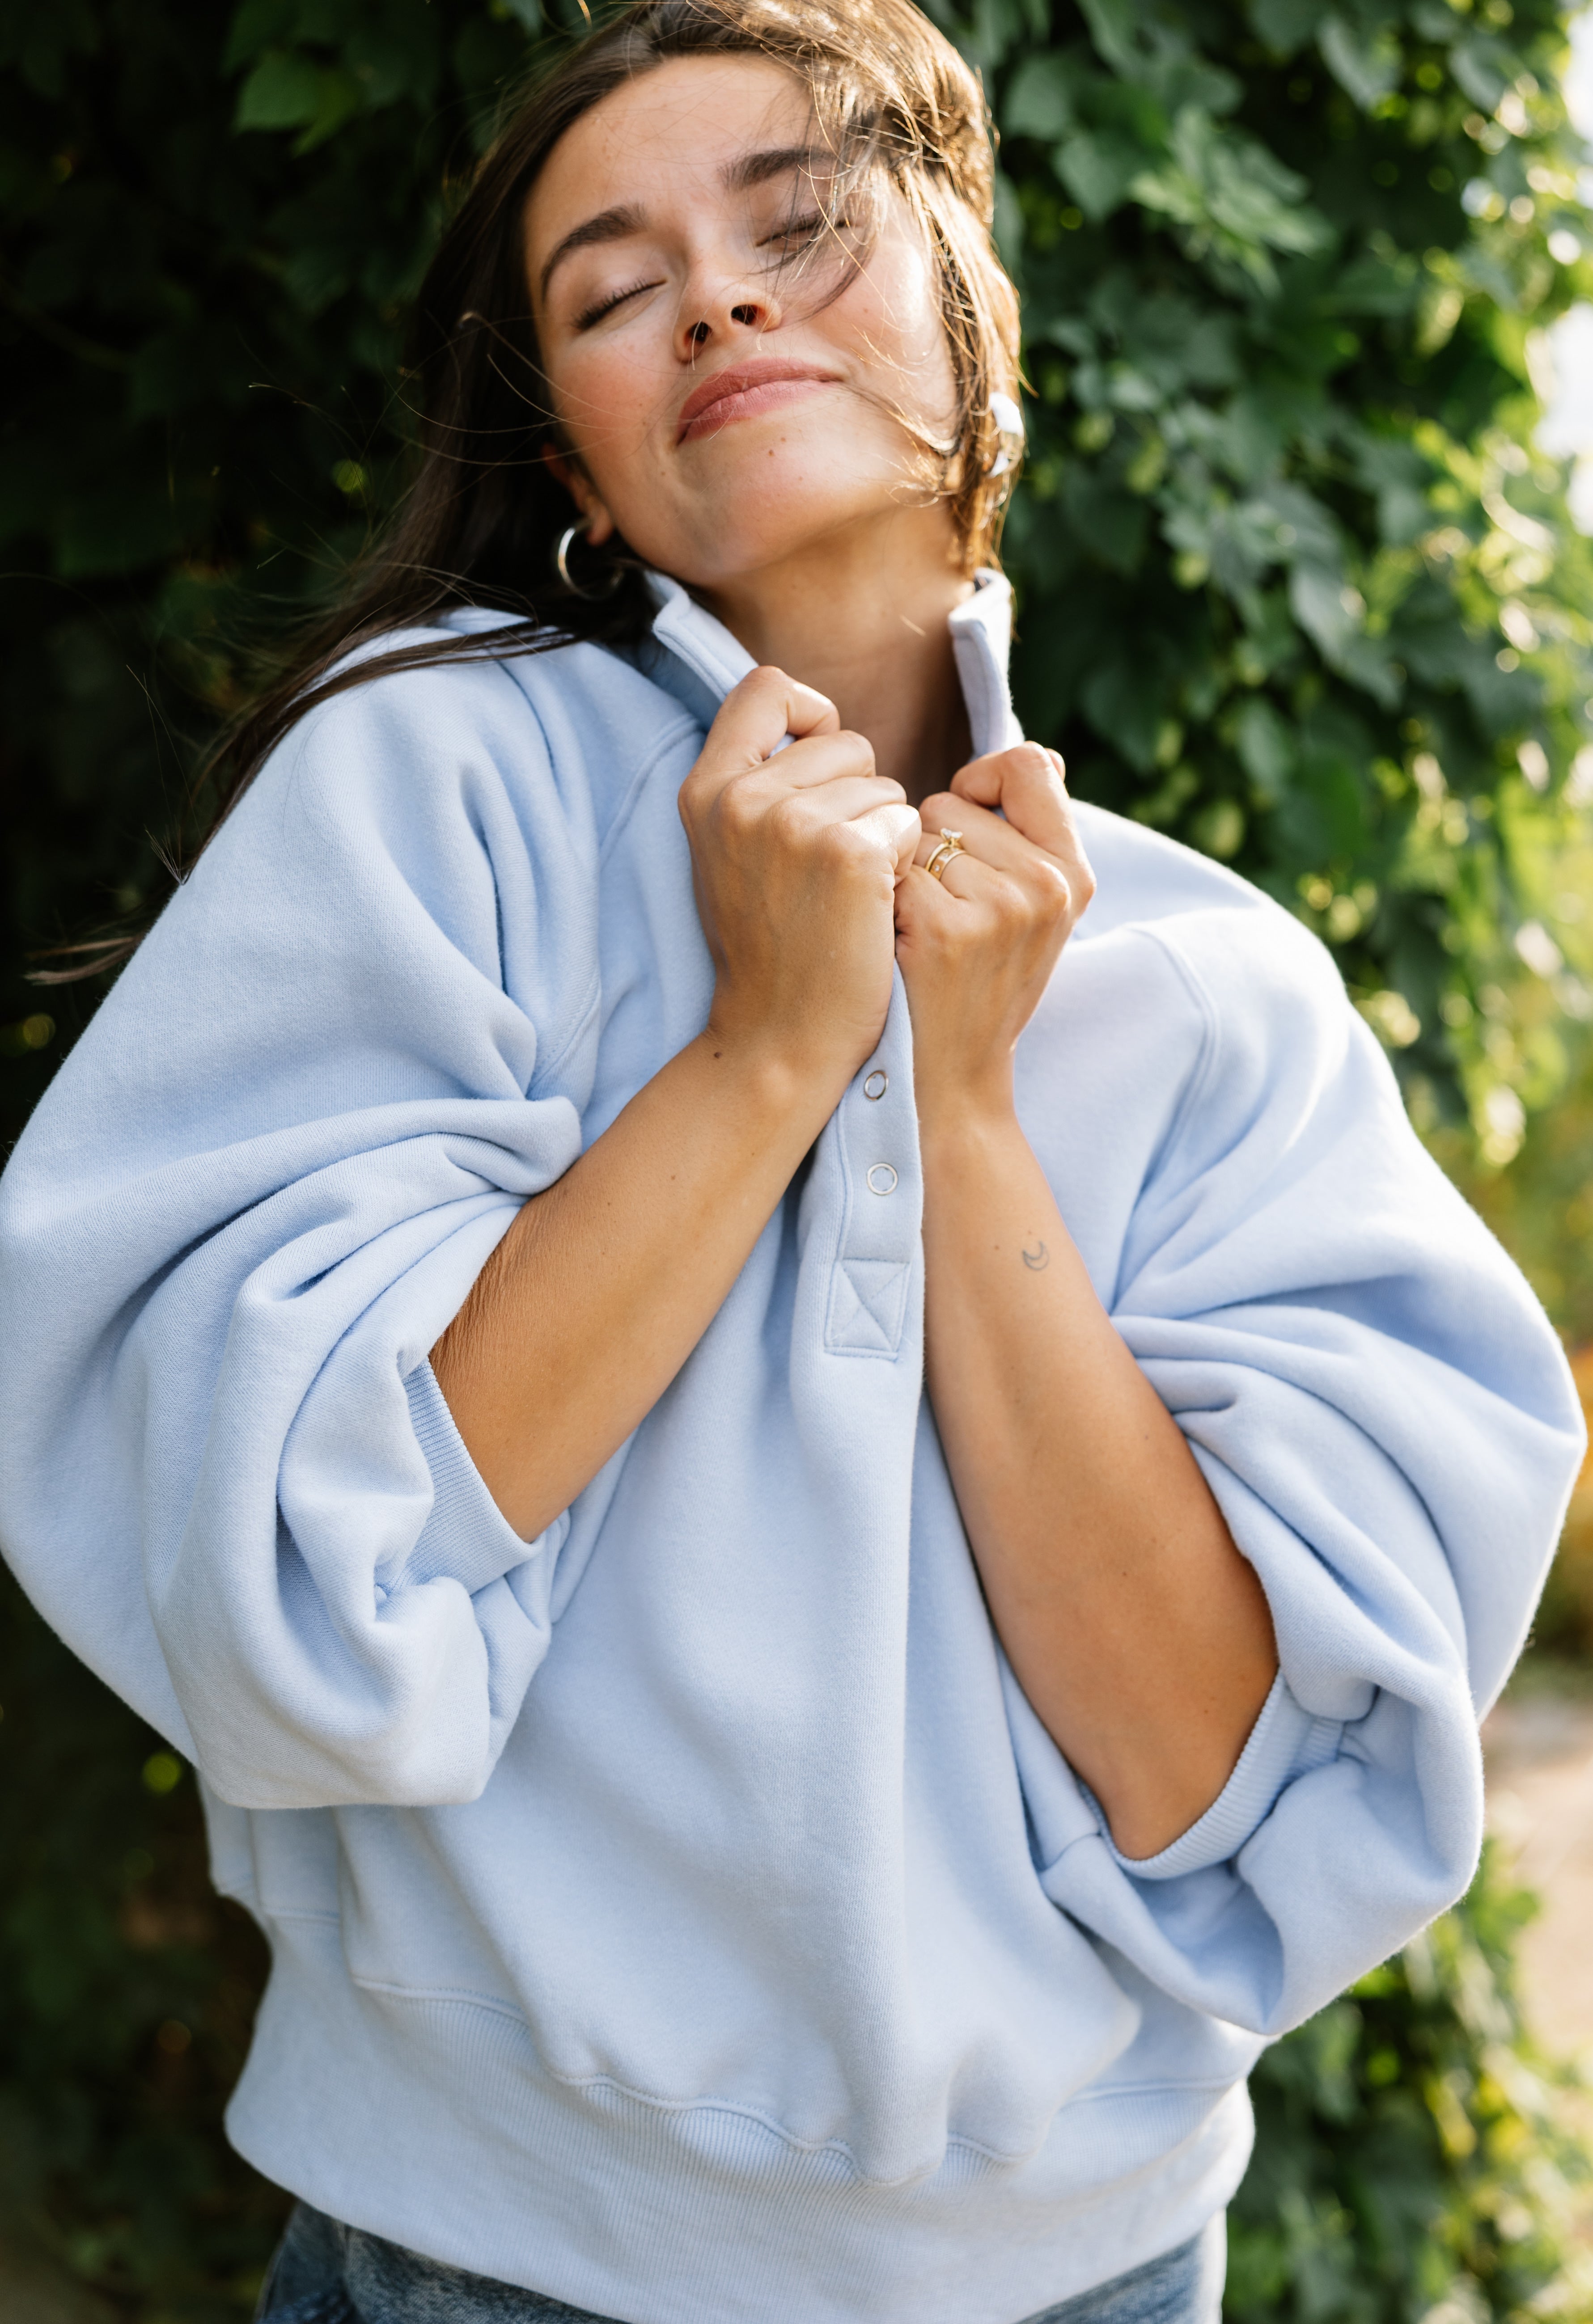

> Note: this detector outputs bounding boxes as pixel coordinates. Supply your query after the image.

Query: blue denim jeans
[254,2201,1226,2324]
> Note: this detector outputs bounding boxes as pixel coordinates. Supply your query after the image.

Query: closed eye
[758,211,834,250]
[572,277,664,330]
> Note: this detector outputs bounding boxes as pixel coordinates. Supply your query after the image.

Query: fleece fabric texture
[0,573,1581,2324]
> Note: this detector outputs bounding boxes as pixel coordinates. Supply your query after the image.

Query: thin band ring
[924,829,966,883]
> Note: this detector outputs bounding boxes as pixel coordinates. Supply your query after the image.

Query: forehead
[525,53,816,257]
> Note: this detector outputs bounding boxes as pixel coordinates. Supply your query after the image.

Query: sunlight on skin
[523,54,976,795]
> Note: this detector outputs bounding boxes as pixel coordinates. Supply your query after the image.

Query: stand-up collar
[645,570,1021,761]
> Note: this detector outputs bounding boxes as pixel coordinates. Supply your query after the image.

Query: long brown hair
[45,0,1020,979]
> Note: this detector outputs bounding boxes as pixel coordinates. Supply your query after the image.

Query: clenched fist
[679,667,921,1098]
[893,742,1095,1129]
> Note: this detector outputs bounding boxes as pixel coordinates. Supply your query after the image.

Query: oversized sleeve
[1008,903,1585,2035]
[0,646,601,1811]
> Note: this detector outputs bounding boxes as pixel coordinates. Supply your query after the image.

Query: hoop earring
[987,392,1025,481]
[555,516,623,600]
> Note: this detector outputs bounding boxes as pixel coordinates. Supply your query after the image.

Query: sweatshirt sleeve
[0,645,599,1811]
[1011,902,1585,2035]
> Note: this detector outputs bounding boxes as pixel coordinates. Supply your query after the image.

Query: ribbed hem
[228,1916,1252,2324]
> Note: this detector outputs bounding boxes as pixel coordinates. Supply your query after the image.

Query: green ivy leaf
[1449,33,1521,113]
[1131,107,1331,284]
[1249,0,1328,58]
[1317,11,1403,109]
[1004,51,1079,136]
[1233,695,1296,799]
[1053,128,1150,218]
[234,50,364,150]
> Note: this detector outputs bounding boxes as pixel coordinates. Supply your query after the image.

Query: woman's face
[524,54,963,591]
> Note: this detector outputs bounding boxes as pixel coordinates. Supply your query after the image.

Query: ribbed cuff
[401,1360,562,1597]
[1093,1672,1342,1880]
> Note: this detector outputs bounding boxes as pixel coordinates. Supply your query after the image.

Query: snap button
[863,1069,888,1100]
[866,1163,898,1196]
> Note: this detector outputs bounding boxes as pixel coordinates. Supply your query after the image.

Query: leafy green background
[4,0,1593,2314]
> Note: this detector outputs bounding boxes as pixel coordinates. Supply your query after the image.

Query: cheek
[548,338,662,474]
[833,243,957,429]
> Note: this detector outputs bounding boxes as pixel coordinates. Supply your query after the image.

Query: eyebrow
[537,145,833,306]
[538,203,645,306]
[724,142,831,193]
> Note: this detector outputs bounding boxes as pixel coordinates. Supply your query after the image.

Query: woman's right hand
[678,668,920,1099]
[434,668,918,1537]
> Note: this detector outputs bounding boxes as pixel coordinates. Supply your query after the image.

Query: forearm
[921,1109,1277,1860]
[433,1031,835,1539]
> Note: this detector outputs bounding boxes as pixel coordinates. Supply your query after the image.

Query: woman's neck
[698,508,974,805]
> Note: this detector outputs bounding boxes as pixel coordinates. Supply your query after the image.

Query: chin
[658,445,932,584]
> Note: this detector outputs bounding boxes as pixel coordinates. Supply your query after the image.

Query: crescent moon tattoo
[1021,1241,1050,1271]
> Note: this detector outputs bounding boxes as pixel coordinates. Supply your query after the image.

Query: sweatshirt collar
[644,570,1020,761]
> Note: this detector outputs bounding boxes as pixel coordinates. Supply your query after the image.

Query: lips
[675,360,839,443]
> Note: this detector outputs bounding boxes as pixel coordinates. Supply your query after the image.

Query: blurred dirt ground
[1485,1677,1593,2066]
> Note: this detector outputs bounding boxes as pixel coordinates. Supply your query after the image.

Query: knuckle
[815,817,864,866]
[719,775,764,834]
[767,791,815,845]
[1033,860,1073,913]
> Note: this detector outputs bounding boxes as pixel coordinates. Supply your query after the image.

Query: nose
[674,268,779,364]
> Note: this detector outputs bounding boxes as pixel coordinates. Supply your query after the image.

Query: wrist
[691,1016,853,1137]
[915,1073,1020,1168]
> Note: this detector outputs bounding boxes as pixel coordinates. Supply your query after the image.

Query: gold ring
[924,829,965,883]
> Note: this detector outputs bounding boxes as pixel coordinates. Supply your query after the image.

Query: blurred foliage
[4,0,1593,1150]
[1229,1850,1593,2324]
[4,0,1593,2318]
[1432,1026,1593,1657]
[0,0,546,1146]
[947,0,1593,1161]
[0,1570,286,2319]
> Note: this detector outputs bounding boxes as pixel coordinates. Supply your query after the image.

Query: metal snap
[863,1069,888,1100]
[866,1163,898,1196]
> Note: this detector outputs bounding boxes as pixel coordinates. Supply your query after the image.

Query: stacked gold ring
[924,829,965,883]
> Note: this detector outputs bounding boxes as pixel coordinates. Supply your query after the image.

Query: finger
[706,735,879,834]
[975,746,1093,912]
[949,744,1076,861]
[911,845,996,905]
[913,803,1031,880]
[766,729,880,792]
[856,801,922,875]
[923,776,1094,917]
[832,794,921,874]
[698,666,840,789]
[768,775,911,830]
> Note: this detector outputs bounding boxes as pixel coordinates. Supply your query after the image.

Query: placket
[644,573,1017,1367]
[803,971,924,1361]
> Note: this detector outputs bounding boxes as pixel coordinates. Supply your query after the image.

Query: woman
[0,4,1581,2320]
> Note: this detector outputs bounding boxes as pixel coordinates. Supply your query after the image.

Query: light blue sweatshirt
[0,574,1581,2324]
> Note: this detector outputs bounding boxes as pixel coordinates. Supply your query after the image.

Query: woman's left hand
[900,747,1275,1859]
[894,743,1095,1130]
